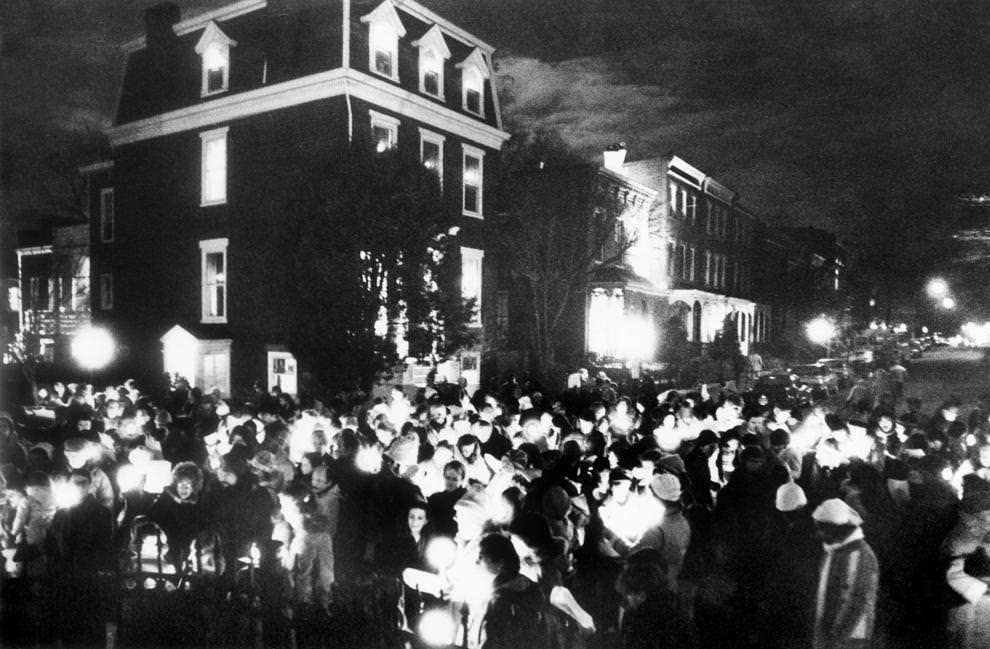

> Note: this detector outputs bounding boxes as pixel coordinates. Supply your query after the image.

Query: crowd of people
[1,368,989,649]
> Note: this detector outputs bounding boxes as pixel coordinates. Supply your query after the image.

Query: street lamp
[71,326,115,382]
[927,277,949,300]
[807,316,836,358]
[941,296,956,310]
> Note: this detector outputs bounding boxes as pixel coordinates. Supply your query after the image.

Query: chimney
[603,141,627,173]
[144,3,181,49]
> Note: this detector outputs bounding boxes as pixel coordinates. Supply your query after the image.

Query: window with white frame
[689,247,696,281]
[704,251,712,286]
[100,274,113,310]
[686,193,697,224]
[462,145,484,217]
[200,238,228,323]
[413,25,450,98]
[457,49,488,117]
[461,246,484,326]
[370,110,399,153]
[419,128,445,187]
[195,22,236,96]
[361,1,405,81]
[679,244,688,280]
[100,188,115,243]
[200,127,228,205]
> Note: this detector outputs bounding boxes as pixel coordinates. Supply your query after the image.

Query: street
[903,348,990,411]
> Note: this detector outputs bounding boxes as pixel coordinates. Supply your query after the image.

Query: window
[72,257,90,312]
[419,128,445,187]
[361,1,405,81]
[461,247,484,326]
[413,25,450,98]
[195,22,236,96]
[686,193,697,224]
[689,247,696,281]
[100,274,113,310]
[704,252,712,286]
[200,238,228,323]
[669,184,678,216]
[496,290,510,330]
[706,200,715,234]
[457,49,489,116]
[370,110,399,153]
[100,188,115,243]
[462,145,484,217]
[679,244,688,280]
[200,127,228,205]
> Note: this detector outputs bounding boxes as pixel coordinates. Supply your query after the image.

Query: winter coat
[44,493,113,575]
[150,487,208,567]
[812,529,878,649]
[942,511,990,649]
[283,516,334,612]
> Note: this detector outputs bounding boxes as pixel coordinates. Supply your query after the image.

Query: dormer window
[456,49,489,117]
[413,25,450,99]
[361,1,406,82]
[195,22,236,97]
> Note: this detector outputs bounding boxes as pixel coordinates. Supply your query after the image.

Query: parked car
[790,363,839,397]
[748,372,808,407]
[816,358,851,388]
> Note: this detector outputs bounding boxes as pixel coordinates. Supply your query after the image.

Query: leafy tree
[284,141,476,393]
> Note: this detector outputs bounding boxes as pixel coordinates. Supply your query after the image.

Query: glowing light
[71,326,115,371]
[941,467,953,482]
[806,317,836,346]
[418,609,457,647]
[402,567,446,598]
[967,434,978,447]
[922,326,929,334]
[425,536,457,571]
[143,461,174,494]
[53,478,82,509]
[117,464,144,493]
[356,445,383,473]
[942,297,956,310]
[927,278,949,300]
[203,44,226,71]
[250,543,261,567]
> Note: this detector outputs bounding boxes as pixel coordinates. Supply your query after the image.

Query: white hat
[649,473,682,501]
[775,482,808,512]
[811,498,863,526]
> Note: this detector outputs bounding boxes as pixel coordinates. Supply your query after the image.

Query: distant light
[922,326,929,334]
[942,297,956,310]
[806,317,836,346]
[927,278,949,300]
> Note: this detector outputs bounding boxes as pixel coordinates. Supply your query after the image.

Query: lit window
[419,128,445,187]
[195,22,236,97]
[100,274,113,310]
[461,246,484,326]
[200,238,228,323]
[457,49,489,117]
[100,188,115,243]
[200,127,228,205]
[462,145,484,217]
[369,111,399,153]
[414,25,450,98]
[362,2,406,81]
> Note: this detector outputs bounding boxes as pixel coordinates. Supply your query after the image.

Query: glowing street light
[927,277,949,300]
[806,317,836,357]
[942,296,956,310]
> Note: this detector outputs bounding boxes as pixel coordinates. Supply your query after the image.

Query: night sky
[5,0,990,269]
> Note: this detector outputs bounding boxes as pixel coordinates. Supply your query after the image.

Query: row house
[97,0,509,396]
[621,152,769,355]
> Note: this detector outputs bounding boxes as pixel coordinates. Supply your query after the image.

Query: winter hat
[769,429,791,447]
[171,461,204,495]
[811,498,863,526]
[386,433,420,466]
[775,482,808,512]
[696,430,719,447]
[649,473,682,502]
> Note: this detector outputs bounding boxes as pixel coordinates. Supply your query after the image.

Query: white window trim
[419,127,445,189]
[456,49,489,117]
[100,188,115,243]
[461,246,484,326]
[200,238,229,324]
[370,110,400,151]
[361,2,406,83]
[195,22,237,97]
[100,274,113,310]
[462,144,484,218]
[200,126,229,206]
[413,25,450,99]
